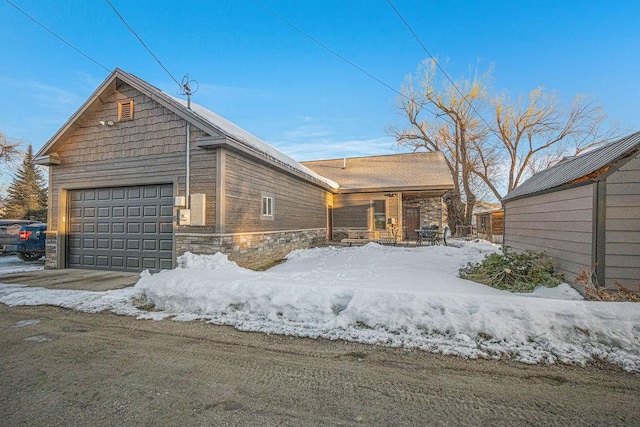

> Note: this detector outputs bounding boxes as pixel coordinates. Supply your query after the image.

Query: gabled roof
[302,152,454,193]
[36,68,338,190]
[502,130,640,202]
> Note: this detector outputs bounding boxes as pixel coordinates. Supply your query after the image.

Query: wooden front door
[404,207,420,240]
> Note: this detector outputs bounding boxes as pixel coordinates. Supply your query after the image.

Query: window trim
[261,194,274,220]
[372,199,387,230]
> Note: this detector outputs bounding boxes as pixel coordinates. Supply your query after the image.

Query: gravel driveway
[1,304,639,426]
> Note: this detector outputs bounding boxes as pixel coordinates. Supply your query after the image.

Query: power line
[5,0,110,72]
[385,0,496,133]
[104,0,182,89]
[251,0,405,99]
[251,0,449,131]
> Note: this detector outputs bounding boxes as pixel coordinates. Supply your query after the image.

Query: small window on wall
[261,195,273,220]
[373,200,386,230]
[118,100,134,121]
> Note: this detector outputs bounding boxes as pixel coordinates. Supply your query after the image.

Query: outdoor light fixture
[99,120,115,127]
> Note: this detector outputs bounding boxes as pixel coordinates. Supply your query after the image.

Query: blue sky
[1,0,639,164]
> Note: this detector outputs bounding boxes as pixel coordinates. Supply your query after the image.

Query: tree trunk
[442,190,466,236]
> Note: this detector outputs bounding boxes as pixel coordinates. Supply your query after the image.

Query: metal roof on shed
[502,131,640,202]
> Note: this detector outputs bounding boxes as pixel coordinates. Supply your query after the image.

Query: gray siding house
[502,131,640,291]
[35,69,453,271]
[303,153,453,241]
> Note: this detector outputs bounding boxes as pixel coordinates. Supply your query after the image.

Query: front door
[404,207,420,240]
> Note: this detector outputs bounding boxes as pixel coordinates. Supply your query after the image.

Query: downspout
[184,83,192,208]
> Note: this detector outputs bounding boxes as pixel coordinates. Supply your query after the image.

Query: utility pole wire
[5,0,110,72]
[104,0,182,89]
[251,0,447,127]
[251,0,405,99]
[385,0,497,135]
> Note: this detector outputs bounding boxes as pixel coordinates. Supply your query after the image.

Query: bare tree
[392,61,619,226]
[1,131,22,173]
[390,60,492,232]
[489,89,618,198]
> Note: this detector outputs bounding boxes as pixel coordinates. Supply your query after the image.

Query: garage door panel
[159,259,173,270]
[127,223,141,233]
[69,184,174,272]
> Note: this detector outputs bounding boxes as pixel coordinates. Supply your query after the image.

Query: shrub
[575,269,640,302]
[459,247,564,292]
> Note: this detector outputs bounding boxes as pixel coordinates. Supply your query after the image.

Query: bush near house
[459,247,563,293]
[574,270,640,302]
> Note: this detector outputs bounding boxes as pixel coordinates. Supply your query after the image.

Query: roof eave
[196,137,336,191]
[336,184,453,194]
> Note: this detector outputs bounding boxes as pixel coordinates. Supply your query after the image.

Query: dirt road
[1,304,638,426]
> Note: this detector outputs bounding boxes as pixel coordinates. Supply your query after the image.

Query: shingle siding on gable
[605,153,640,290]
[49,83,194,232]
[504,184,594,281]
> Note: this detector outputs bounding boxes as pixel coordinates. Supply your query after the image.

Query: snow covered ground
[1,242,639,372]
[0,255,44,274]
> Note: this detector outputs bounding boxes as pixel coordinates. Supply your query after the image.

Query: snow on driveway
[1,242,639,372]
[0,255,44,274]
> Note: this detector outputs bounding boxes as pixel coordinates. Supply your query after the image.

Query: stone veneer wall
[176,228,327,270]
[44,231,58,269]
[402,196,444,228]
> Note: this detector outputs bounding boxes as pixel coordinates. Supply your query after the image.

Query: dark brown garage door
[68,184,174,271]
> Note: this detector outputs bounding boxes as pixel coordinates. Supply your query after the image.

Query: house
[502,131,640,291]
[474,207,504,244]
[35,68,453,272]
[302,153,452,241]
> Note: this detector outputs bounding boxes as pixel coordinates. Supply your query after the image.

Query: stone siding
[402,196,444,227]
[44,231,58,269]
[176,229,327,270]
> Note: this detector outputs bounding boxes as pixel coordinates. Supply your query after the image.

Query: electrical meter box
[174,196,186,207]
[178,209,191,225]
[189,194,206,226]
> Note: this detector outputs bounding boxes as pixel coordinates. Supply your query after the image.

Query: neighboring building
[502,131,640,291]
[35,69,453,272]
[302,153,453,241]
[475,208,504,244]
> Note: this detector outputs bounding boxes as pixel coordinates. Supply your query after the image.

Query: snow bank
[132,245,640,372]
[1,243,639,371]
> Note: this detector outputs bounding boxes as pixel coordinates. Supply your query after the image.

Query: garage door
[68,184,174,271]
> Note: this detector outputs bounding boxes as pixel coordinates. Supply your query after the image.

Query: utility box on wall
[190,193,206,226]
[178,209,191,225]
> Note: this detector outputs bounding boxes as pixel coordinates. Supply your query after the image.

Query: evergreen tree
[2,145,48,222]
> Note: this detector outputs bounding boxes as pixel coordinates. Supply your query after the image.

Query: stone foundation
[44,231,58,269]
[176,228,328,270]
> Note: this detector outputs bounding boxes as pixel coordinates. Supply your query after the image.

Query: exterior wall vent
[118,99,134,121]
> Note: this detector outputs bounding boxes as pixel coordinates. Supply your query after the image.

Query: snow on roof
[168,96,339,189]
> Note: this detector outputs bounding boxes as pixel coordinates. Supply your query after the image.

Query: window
[373,200,386,230]
[261,195,273,219]
[118,100,134,121]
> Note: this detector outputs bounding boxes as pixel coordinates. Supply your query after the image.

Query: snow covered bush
[458,247,563,292]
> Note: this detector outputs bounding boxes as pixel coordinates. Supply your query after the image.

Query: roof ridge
[302,151,439,163]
